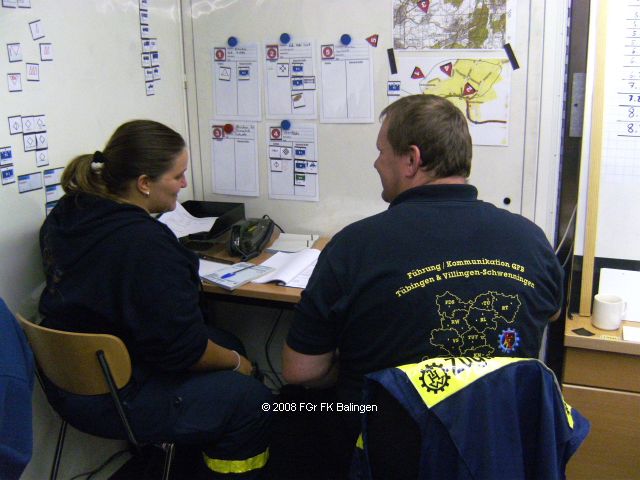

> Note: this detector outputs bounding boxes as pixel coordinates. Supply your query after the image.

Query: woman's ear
[136,174,151,196]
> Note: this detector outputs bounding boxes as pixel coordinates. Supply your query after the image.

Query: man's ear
[405,145,422,177]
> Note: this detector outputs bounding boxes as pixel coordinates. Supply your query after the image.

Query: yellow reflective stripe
[397,357,529,408]
[203,448,269,474]
[356,433,364,450]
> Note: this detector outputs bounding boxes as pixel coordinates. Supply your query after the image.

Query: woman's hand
[235,353,253,376]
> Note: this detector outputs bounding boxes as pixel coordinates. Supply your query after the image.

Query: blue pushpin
[227,36,238,47]
[281,119,291,131]
[280,33,291,45]
[340,34,352,46]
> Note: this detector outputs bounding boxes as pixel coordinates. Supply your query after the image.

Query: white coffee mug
[591,294,627,330]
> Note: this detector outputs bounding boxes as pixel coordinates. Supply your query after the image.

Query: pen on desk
[221,264,255,279]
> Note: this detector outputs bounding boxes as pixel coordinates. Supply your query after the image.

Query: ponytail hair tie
[91,151,107,171]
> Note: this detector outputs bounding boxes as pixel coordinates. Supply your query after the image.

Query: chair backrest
[16,314,132,395]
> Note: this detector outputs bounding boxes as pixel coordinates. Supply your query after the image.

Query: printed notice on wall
[389,56,511,146]
[320,39,374,123]
[267,123,318,202]
[264,40,317,119]
[210,121,259,197]
[212,44,261,121]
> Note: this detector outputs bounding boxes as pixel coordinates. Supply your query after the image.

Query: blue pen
[221,264,255,279]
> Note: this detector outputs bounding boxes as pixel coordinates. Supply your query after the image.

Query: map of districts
[430,291,521,356]
[393,0,512,50]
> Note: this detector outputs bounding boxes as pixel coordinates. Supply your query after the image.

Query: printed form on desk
[253,248,320,288]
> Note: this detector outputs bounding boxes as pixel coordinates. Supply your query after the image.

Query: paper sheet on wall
[210,121,259,197]
[389,56,511,146]
[267,123,318,201]
[212,44,261,121]
[320,40,374,123]
[264,40,317,119]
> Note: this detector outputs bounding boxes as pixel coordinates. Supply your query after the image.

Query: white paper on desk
[157,202,217,238]
[598,268,640,322]
[252,248,320,288]
[198,259,229,278]
[622,325,640,342]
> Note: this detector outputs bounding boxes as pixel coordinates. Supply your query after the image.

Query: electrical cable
[555,204,577,255]
[265,309,285,388]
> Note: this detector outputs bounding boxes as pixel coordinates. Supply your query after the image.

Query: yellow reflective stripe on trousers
[396,357,528,408]
[355,433,364,450]
[203,448,269,474]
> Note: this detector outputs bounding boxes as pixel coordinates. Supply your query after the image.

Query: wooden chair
[16,314,175,480]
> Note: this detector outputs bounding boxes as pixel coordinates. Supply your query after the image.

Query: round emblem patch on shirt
[498,328,520,353]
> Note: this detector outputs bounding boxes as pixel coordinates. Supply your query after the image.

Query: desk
[199,235,330,305]
[562,314,640,479]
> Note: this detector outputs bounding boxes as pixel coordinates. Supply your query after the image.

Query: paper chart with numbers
[210,121,259,196]
[212,44,261,121]
[264,40,317,119]
[267,123,318,201]
[594,0,640,260]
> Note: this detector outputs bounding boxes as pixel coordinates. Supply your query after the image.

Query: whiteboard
[183,0,547,236]
[576,0,640,262]
[0,0,188,311]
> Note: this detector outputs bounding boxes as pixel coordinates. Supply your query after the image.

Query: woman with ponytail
[39,120,272,479]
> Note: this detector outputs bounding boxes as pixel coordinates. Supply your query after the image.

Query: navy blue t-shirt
[287,185,563,402]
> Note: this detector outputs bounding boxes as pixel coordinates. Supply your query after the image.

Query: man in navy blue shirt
[281,94,563,475]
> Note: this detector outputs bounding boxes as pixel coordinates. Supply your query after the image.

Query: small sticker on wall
[26,63,40,82]
[45,183,63,202]
[7,73,22,92]
[29,20,45,40]
[2,0,18,8]
[35,131,48,150]
[1,166,15,185]
[8,116,22,134]
[40,43,53,61]
[7,43,22,62]
[45,200,57,215]
[145,81,155,96]
[23,134,36,152]
[21,116,35,133]
[35,149,48,167]
[17,0,31,7]
[43,167,63,186]
[17,171,42,193]
[0,146,13,166]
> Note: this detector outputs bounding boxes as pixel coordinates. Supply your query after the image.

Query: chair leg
[160,443,175,480]
[50,419,67,480]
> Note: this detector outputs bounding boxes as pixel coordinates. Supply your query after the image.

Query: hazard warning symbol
[212,126,224,139]
[366,34,379,47]
[321,44,335,60]
[214,48,226,61]
[270,127,282,140]
[411,66,425,79]
[440,62,453,77]
[417,0,430,13]
[463,82,477,96]
[266,45,279,61]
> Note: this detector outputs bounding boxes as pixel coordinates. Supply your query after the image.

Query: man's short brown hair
[380,94,472,178]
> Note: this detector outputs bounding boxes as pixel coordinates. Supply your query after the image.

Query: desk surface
[564,314,640,356]
[199,235,330,304]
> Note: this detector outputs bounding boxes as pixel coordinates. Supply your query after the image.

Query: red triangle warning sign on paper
[417,0,430,13]
[463,82,477,96]
[440,62,453,77]
[411,66,425,79]
[366,34,379,47]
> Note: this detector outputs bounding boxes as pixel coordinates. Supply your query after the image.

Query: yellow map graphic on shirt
[429,290,521,356]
